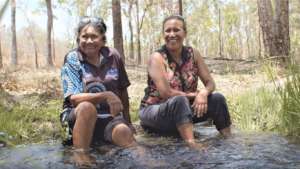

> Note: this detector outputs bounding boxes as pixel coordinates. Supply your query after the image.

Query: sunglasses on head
[80,16,104,24]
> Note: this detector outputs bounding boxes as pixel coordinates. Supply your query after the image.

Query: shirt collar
[77,46,112,65]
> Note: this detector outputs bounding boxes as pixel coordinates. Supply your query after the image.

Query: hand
[105,91,123,117]
[192,89,208,118]
[185,92,198,99]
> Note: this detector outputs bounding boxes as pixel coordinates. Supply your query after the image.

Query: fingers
[193,103,207,118]
[106,92,123,116]
[109,101,123,117]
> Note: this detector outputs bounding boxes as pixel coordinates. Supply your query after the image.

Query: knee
[112,124,135,147]
[171,96,190,110]
[210,93,226,104]
[113,124,133,137]
[170,95,192,119]
[75,101,97,120]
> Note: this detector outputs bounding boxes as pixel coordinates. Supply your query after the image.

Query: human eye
[174,28,181,32]
[164,28,171,33]
[81,34,88,39]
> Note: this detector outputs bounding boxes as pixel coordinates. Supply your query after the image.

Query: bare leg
[71,102,97,167]
[112,123,136,147]
[219,127,231,138]
[177,122,195,144]
[177,123,207,149]
[73,101,97,150]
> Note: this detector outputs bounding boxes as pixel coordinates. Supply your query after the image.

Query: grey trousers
[139,93,231,134]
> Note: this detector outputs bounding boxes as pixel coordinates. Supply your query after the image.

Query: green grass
[229,59,300,139]
[277,61,300,138]
[228,86,281,132]
[0,92,63,146]
[129,98,140,122]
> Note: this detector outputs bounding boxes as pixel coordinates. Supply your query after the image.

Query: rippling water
[1,125,300,169]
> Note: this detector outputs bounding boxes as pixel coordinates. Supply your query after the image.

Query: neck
[168,46,183,62]
[85,53,100,65]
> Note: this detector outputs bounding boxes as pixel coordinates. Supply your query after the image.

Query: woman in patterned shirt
[61,16,136,165]
[139,15,232,147]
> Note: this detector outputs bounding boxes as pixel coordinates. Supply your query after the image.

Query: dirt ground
[0,59,268,101]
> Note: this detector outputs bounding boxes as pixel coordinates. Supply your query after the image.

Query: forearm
[160,88,186,99]
[69,92,109,107]
[202,80,215,95]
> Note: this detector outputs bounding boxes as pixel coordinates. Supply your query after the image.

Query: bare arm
[70,91,123,117]
[194,49,215,95]
[192,49,216,117]
[148,52,186,99]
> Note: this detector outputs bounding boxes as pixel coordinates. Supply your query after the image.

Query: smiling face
[78,25,104,57]
[163,19,186,51]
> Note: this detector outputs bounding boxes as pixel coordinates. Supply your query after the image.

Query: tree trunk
[136,0,141,65]
[257,0,290,58]
[178,0,182,15]
[112,0,125,62]
[218,7,223,58]
[128,1,134,60]
[274,0,289,56]
[46,0,54,67]
[52,29,55,64]
[11,0,17,66]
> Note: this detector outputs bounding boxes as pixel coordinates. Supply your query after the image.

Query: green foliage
[129,98,140,122]
[229,60,300,139]
[277,62,300,138]
[0,94,63,146]
[228,86,281,132]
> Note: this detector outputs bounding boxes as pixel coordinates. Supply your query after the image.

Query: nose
[169,31,176,37]
[87,37,93,43]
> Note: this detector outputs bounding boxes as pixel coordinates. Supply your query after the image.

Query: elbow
[159,89,172,99]
[69,95,79,106]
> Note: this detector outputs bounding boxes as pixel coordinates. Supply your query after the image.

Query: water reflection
[0,125,300,169]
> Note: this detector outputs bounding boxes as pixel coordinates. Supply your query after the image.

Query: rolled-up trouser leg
[192,93,231,131]
[139,96,193,133]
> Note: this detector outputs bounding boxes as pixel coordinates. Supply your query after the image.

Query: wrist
[199,89,209,96]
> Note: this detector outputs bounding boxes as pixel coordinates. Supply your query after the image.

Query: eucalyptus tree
[257,0,290,59]
[0,0,9,68]
[46,0,54,67]
[112,0,125,61]
[11,0,17,66]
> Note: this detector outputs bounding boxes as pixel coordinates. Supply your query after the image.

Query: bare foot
[219,127,232,138]
[185,139,208,151]
[72,150,96,168]
[188,142,208,151]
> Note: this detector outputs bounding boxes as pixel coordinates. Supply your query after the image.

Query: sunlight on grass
[0,93,63,145]
[228,86,281,132]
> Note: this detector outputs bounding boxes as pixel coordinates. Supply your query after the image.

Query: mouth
[168,38,179,44]
[85,46,96,50]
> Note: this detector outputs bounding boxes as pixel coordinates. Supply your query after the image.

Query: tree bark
[11,0,17,66]
[257,0,290,58]
[112,0,125,62]
[218,7,223,58]
[128,1,134,60]
[46,0,54,67]
[178,0,183,15]
[135,0,141,65]
[274,0,290,56]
